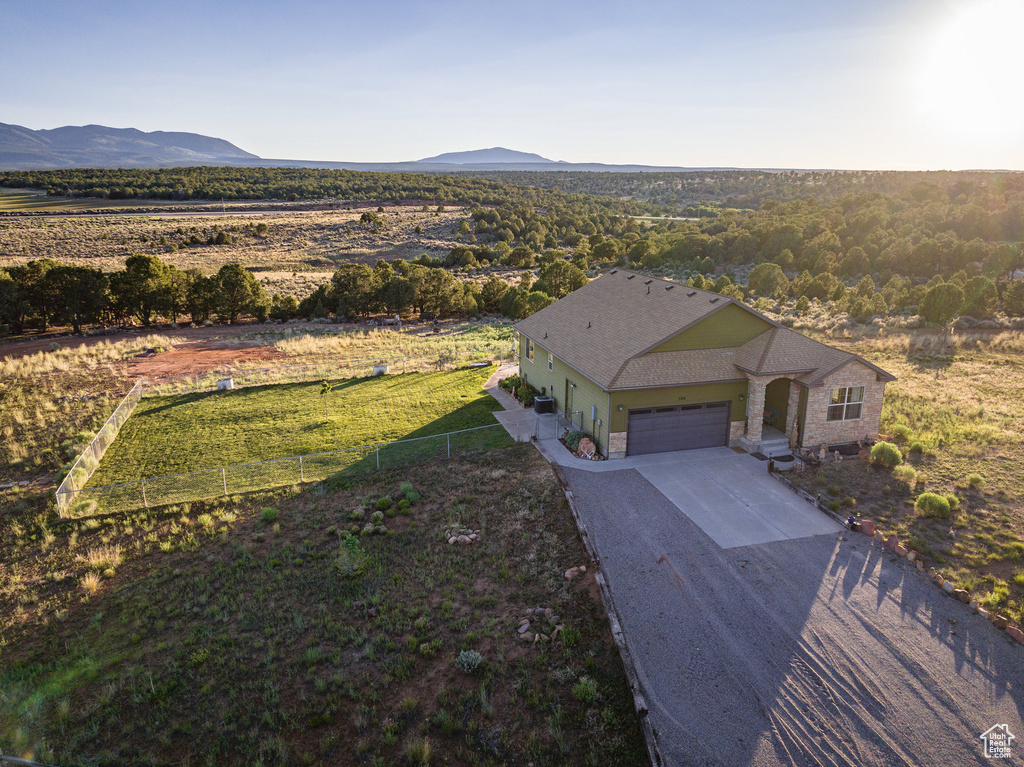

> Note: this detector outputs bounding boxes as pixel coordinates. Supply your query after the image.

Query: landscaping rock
[941,581,954,593]
[1006,626,1024,646]
[907,550,916,562]
[978,608,990,619]
[874,531,884,543]
[549,614,560,625]
[517,622,531,634]
[579,565,587,572]
[518,632,533,642]
[954,589,971,603]
[885,534,899,550]
[916,560,925,571]
[859,519,876,537]
[895,545,908,556]
[992,615,1010,630]
[544,607,554,617]
[970,600,979,611]
[448,536,458,545]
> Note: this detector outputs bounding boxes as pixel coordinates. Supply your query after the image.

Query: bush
[869,441,902,468]
[889,424,912,444]
[892,465,917,484]
[375,497,393,511]
[966,473,985,489]
[908,441,925,455]
[405,490,421,503]
[915,492,951,518]
[572,677,599,703]
[455,649,483,674]
[260,507,279,523]
[499,374,521,393]
[945,493,961,512]
[565,430,591,453]
[400,481,415,495]
[516,385,536,407]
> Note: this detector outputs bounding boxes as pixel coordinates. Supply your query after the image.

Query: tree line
[0,252,591,336]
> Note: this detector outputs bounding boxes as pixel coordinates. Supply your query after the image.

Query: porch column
[746,377,767,444]
[785,380,801,446]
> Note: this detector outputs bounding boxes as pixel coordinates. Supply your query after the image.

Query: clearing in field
[87,366,508,486]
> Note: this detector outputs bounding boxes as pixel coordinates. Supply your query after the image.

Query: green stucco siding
[650,303,771,352]
[609,381,748,433]
[518,336,610,453]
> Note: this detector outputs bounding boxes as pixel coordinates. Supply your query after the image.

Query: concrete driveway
[564,466,1024,767]
[628,447,842,548]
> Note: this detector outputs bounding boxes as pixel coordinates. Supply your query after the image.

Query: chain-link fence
[56,420,528,517]
[141,347,511,397]
[54,380,143,516]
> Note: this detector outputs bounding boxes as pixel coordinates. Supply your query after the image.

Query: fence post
[141,479,149,509]
[299,455,305,483]
[447,433,451,458]
[376,445,380,469]
[222,467,228,497]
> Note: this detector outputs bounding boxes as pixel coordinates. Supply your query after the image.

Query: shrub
[892,465,917,484]
[889,424,912,444]
[499,374,521,393]
[397,499,411,511]
[561,626,581,649]
[371,511,384,524]
[517,385,536,407]
[334,533,368,578]
[565,430,591,453]
[400,481,415,495]
[841,496,856,507]
[403,737,432,767]
[418,639,441,658]
[455,649,483,674]
[827,484,841,497]
[260,507,279,523]
[80,572,101,594]
[945,493,961,512]
[966,473,985,489]
[908,441,925,455]
[405,491,421,503]
[375,497,393,511]
[571,677,599,704]
[828,501,841,512]
[915,492,951,518]
[869,441,902,468]
[349,508,365,521]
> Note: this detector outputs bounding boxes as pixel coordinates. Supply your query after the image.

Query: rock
[565,567,580,580]
[885,534,899,550]
[519,617,529,626]
[895,545,908,556]
[457,535,470,545]
[540,634,550,641]
[934,575,944,586]
[1006,626,1024,646]
[518,632,533,642]
[874,531,884,543]
[469,534,478,540]
[954,589,971,603]
[544,607,554,617]
[858,448,870,460]
[448,536,458,544]
[579,565,587,572]
[992,615,1010,630]
[978,608,990,619]
[942,581,954,593]
[860,519,876,537]
[907,550,916,562]
[916,560,925,571]
[549,615,560,625]
[970,600,979,611]
[517,622,530,634]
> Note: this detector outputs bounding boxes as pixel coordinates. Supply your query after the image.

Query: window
[547,352,553,371]
[528,340,534,362]
[827,386,864,422]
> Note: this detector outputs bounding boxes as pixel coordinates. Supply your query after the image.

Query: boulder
[895,545,908,556]
[579,565,587,573]
[874,531,885,543]
[970,600,979,611]
[916,560,925,571]
[992,615,1010,630]
[953,589,970,602]
[941,581,954,593]
[859,519,876,537]
[885,534,899,550]
[1006,626,1024,646]
[907,550,916,562]
[978,608,990,619]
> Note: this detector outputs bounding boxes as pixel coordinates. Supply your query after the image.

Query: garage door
[626,402,730,456]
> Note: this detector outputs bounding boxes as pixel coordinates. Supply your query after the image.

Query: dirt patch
[127,340,285,379]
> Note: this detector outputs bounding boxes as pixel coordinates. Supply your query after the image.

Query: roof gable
[649,302,772,353]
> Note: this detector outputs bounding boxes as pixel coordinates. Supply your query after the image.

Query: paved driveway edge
[549,463,664,767]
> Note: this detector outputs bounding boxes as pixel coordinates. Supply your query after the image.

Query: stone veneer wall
[801,362,886,447]
[729,421,745,443]
[608,431,627,459]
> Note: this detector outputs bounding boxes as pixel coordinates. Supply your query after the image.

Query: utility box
[217,378,234,391]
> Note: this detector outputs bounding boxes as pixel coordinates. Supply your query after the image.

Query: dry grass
[0,206,469,277]
[792,328,1024,622]
[76,544,122,571]
[78,572,102,594]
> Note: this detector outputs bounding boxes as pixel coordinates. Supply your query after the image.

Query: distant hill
[416,147,559,165]
[0,123,259,170]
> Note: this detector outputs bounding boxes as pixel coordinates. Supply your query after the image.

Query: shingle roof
[514,270,895,389]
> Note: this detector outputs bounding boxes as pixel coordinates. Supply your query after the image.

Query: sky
[2,0,1022,170]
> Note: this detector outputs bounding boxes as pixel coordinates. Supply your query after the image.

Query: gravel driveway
[564,467,1024,767]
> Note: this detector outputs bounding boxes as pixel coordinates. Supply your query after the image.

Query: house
[513,269,896,459]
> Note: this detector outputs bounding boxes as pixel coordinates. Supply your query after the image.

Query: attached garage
[626,402,730,456]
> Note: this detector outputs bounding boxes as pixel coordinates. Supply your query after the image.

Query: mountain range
[0,123,703,172]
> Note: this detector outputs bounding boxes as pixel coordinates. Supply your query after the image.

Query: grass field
[87,366,507,486]
[1,445,647,766]
[791,330,1024,624]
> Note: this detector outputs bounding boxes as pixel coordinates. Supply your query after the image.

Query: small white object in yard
[818,445,827,461]
[217,377,234,390]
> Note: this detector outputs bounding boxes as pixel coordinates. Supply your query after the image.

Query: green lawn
[88,366,508,486]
